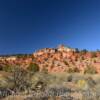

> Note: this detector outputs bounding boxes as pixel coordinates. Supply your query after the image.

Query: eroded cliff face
[0,44,100,73]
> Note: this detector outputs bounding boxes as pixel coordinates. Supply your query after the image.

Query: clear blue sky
[0,0,100,54]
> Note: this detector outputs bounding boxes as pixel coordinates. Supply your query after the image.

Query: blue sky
[0,0,100,54]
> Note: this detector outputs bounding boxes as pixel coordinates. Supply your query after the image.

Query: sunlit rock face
[57,44,76,52]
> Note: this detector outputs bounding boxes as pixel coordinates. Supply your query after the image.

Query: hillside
[32,44,100,74]
[0,44,100,74]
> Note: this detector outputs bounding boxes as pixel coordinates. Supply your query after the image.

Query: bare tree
[12,66,33,93]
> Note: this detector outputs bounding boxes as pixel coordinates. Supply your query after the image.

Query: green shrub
[67,68,75,73]
[2,65,13,72]
[80,49,88,54]
[84,66,97,74]
[67,67,80,73]
[27,63,39,72]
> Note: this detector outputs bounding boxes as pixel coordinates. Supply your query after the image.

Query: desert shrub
[27,63,39,73]
[0,77,9,88]
[77,79,88,90]
[75,48,80,53]
[64,61,69,66]
[91,52,97,58]
[67,68,75,73]
[42,67,48,74]
[34,81,47,91]
[16,54,30,58]
[80,49,88,54]
[74,67,80,72]
[46,85,71,96]
[67,75,73,82]
[0,66,3,71]
[12,66,33,92]
[86,77,96,89]
[84,66,97,74]
[32,72,49,83]
[67,67,80,73]
[2,65,13,72]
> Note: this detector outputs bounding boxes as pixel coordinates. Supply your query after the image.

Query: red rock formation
[0,45,100,74]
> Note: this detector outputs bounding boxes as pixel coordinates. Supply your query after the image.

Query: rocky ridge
[0,44,100,73]
[33,44,100,73]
